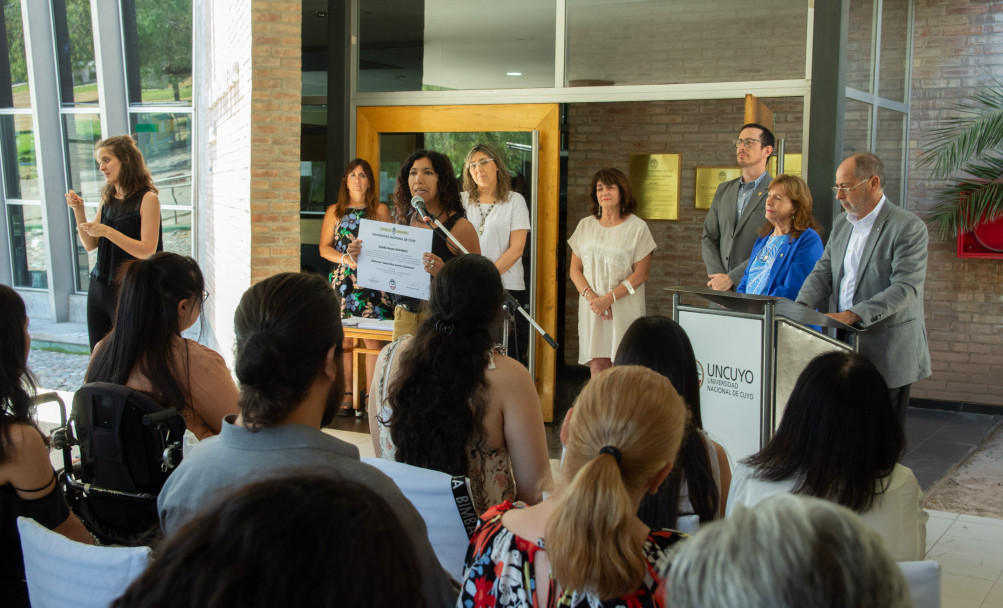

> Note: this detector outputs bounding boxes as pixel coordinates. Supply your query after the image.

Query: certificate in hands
[355,218,433,300]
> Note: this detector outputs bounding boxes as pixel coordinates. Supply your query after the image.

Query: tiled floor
[928,510,1003,608]
[904,409,1003,491]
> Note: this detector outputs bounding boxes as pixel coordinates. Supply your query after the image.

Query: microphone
[410,196,432,224]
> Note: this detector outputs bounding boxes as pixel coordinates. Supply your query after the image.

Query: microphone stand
[418,209,559,351]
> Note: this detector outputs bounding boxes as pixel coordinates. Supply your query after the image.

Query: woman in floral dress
[319,159,393,416]
[458,366,689,608]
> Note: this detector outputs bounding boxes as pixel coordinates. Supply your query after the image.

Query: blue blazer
[737,228,823,300]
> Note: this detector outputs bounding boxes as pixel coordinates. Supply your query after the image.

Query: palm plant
[921,81,1003,239]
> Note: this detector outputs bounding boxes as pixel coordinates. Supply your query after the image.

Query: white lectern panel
[677,309,763,461]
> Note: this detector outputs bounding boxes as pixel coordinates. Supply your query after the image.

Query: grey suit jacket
[701,174,772,285]
[796,199,932,389]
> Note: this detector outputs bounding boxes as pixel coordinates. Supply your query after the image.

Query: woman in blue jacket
[737,174,823,300]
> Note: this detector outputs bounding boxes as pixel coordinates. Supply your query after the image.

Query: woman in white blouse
[727,350,927,561]
[461,144,531,358]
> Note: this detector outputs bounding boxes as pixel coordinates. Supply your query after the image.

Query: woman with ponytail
[86,252,238,439]
[458,365,688,607]
[369,254,550,514]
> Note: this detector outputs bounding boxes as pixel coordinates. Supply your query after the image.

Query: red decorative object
[957,216,1003,258]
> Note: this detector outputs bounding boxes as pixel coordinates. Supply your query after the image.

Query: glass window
[842,98,872,158]
[7,203,47,288]
[846,0,875,93]
[358,0,556,92]
[0,114,38,200]
[565,0,809,87]
[53,0,99,105]
[875,108,905,203]
[121,0,193,104]
[63,113,103,199]
[129,112,192,207]
[878,0,910,103]
[161,208,191,255]
[0,1,29,109]
[72,221,97,292]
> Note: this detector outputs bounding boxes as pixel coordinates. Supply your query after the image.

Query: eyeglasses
[201,289,210,304]
[466,158,494,169]
[831,178,870,194]
[734,138,765,149]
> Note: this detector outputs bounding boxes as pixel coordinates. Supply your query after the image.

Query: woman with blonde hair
[458,365,688,607]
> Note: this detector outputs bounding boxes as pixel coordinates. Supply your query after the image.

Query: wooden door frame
[356,104,560,421]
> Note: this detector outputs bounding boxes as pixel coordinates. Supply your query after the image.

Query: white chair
[898,560,942,608]
[362,457,477,580]
[17,516,151,608]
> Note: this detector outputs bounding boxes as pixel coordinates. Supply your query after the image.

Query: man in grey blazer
[702,123,775,290]
[797,153,931,427]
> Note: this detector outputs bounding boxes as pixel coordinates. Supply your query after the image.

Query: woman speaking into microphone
[347,150,479,338]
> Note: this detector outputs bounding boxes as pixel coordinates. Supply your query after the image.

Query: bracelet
[581,287,593,298]
[347,252,356,266]
[340,253,347,266]
[621,279,635,295]
[610,291,617,303]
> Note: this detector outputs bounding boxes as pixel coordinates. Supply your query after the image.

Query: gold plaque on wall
[769,153,803,177]
[629,153,680,220]
[695,167,743,209]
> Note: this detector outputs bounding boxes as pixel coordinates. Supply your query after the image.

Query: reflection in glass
[121,0,192,104]
[566,0,808,86]
[161,208,191,255]
[0,114,38,200]
[301,161,326,213]
[7,203,47,288]
[358,0,556,92]
[846,0,875,93]
[53,0,99,105]
[63,113,103,199]
[129,112,192,207]
[0,1,29,108]
[73,216,98,292]
[875,108,906,203]
[842,98,872,158]
[879,0,910,102]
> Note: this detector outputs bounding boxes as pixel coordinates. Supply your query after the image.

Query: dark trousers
[889,384,912,433]
[86,278,117,350]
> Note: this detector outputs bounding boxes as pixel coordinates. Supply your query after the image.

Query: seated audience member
[370,254,551,513]
[156,272,455,607]
[86,252,238,439]
[1,285,93,607]
[458,366,688,607]
[614,316,730,532]
[115,475,424,608]
[736,174,823,299]
[727,350,927,561]
[666,494,913,608]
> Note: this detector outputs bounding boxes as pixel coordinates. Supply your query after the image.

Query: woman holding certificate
[320,159,393,417]
[568,168,655,377]
[350,150,480,339]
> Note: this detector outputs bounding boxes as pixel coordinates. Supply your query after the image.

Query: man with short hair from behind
[702,123,775,291]
[157,272,457,607]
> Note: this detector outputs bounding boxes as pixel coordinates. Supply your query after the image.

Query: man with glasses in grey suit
[702,123,775,291]
[797,153,931,429]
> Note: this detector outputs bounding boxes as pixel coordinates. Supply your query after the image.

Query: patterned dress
[330,207,393,319]
[459,501,685,608]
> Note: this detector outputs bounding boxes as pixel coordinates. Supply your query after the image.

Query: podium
[668,286,858,461]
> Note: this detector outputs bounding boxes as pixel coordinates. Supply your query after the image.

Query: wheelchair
[50,382,186,546]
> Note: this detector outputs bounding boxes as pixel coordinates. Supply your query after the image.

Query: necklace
[477,201,496,235]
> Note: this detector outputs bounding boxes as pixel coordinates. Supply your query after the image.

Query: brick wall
[197,0,301,360]
[563,98,804,364]
[907,0,1003,406]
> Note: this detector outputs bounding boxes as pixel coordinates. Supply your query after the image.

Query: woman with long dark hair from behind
[728,350,927,561]
[614,316,730,532]
[458,366,689,607]
[66,135,163,349]
[0,285,93,607]
[86,252,239,440]
[370,254,550,513]
[113,475,426,608]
